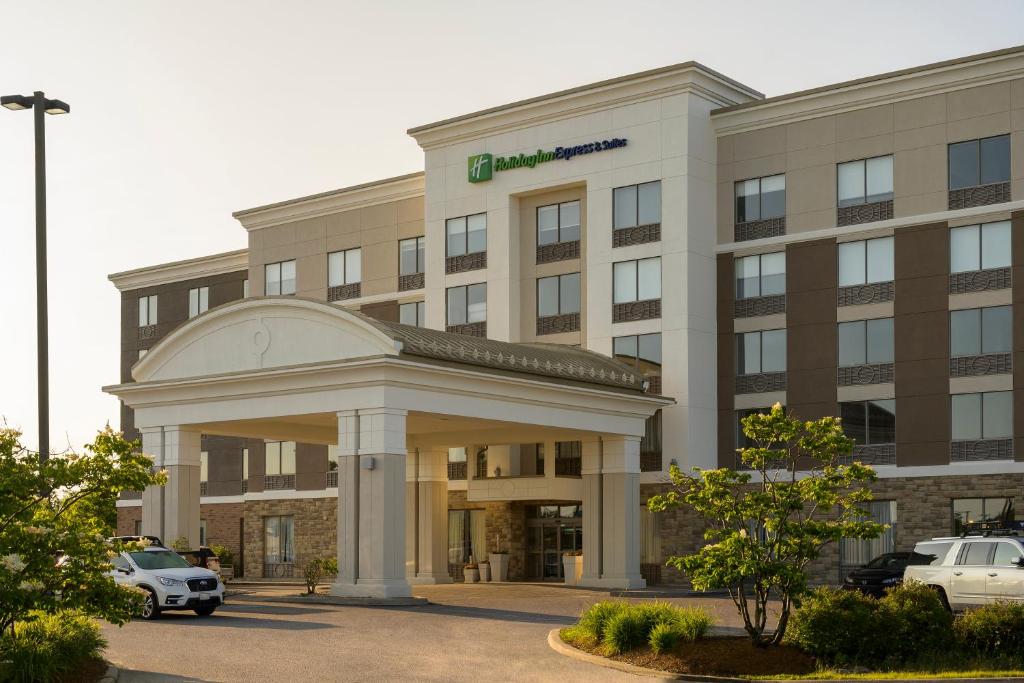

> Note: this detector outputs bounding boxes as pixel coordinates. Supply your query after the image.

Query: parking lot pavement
[102,583,771,682]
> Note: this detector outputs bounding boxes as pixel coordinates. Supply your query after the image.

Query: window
[736,407,781,449]
[188,287,209,318]
[200,451,208,483]
[838,236,894,286]
[952,392,1012,441]
[950,221,1011,273]
[264,260,296,295]
[446,283,486,326]
[448,509,486,564]
[537,273,581,317]
[950,306,1012,357]
[838,318,894,366]
[199,520,207,547]
[840,500,897,570]
[538,200,581,245]
[242,448,249,481]
[735,252,785,299]
[328,248,361,286]
[994,542,1023,566]
[133,520,142,536]
[400,301,425,327]
[243,279,249,298]
[840,400,896,445]
[837,156,893,207]
[265,441,296,475]
[613,334,662,376]
[953,497,1013,535]
[446,213,486,256]
[736,330,786,374]
[640,506,662,565]
[612,257,661,304]
[555,441,582,476]
[264,516,295,565]
[735,174,785,223]
[138,295,157,327]
[961,542,995,566]
[949,135,1010,190]
[399,237,425,275]
[613,181,661,229]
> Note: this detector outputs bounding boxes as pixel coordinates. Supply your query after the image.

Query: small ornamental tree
[0,426,166,635]
[647,404,884,647]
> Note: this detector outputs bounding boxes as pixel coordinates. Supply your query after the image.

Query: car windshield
[864,554,908,569]
[129,550,193,570]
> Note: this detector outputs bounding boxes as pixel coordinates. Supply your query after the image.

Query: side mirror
[116,566,132,575]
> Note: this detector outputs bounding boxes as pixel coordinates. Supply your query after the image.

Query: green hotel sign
[468,137,628,183]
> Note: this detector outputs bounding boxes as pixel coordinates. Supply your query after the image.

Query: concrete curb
[230,592,429,607]
[98,662,119,683]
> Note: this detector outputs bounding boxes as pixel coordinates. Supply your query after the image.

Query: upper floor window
[838,318,894,367]
[399,237,425,275]
[612,257,661,304]
[736,329,786,374]
[735,252,785,299]
[188,286,209,318]
[138,295,157,327]
[952,391,1012,441]
[838,236,893,286]
[200,451,208,483]
[950,306,1012,357]
[446,283,486,326]
[613,181,661,229]
[613,333,662,376]
[950,221,1011,273]
[735,174,785,223]
[328,248,361,287]
[840,400,896,445]
[538,200,581,245]
[949,134,1010,190]
[265,260,296,296]
[400,301,425,327]
[446,213,486,257]
[242,448,249,481]
[265,441,296,476]
[838,155,893,207]
[537,273,581,317]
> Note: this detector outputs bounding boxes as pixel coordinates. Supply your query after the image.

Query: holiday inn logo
[468,153,493,183]
[466,137,627,183]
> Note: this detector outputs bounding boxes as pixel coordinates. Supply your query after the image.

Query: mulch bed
[55,657,108,683]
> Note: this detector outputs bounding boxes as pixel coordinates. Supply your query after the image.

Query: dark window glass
[951,306,1012,357]
[840,402,868,445]
[840,400,895,445]
[614,182,661,229]
[980,135,1011,185]
[961,542,994,566]
[949,135,1010,190]
[911,542,953,566]
[735,175,785,223]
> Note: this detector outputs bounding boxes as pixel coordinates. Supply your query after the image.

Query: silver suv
[110,546,225,619]
[903,535,1024,610]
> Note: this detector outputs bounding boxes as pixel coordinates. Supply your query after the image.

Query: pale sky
[1,0,1022,453]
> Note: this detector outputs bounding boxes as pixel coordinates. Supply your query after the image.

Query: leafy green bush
[303,557,339,594]
[209,544,234,567]
[955,602,1024,656]
[785,586,883,664]
[878,580,954,662]
[576,601,628,642]
[0,610,106,682]
[648,621,681,655]
[571,601,712,656]
[603,609,647,654]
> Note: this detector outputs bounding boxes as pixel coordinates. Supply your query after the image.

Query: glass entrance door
[525,504,582,581]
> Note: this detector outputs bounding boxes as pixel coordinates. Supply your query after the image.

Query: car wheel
[140,588,161,620]
[193,606,216,617]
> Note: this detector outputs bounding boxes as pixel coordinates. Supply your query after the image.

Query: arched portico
[106,297,672,597]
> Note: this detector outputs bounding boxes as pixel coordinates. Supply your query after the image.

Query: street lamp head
[43,99,70,115]
[1,94,33,111]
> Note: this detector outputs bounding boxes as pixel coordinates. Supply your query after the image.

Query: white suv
[110,546,225,619]
[903,536,1024,610]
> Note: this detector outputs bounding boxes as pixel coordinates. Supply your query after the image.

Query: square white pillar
[600,436,645,589]
[580,438,603,583]
[334,411,359,589]
[407,447,452,584]
[139,426,201,548]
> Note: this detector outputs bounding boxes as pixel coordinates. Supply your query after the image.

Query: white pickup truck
[903,535,1024,610]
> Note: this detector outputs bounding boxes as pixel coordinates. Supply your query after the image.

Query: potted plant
[210,544,235,581]
[562,550,583,586]
[489,532,509,582]
[463,562,479,583]
[478,560,490,582]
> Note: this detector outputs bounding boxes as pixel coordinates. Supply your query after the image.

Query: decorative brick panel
[948,182,1011,210]
[949,353,1012,377]
[951,439,1013,462]
[640,563,662,585]
[838,362,894,386]
[536,313,580,336]
[734,216,785,242]
[555,458,581,477]
[446,321,487,337]
[735,371,786,394]
[137,324,158,341]
[837,200,893,227]
[200,482,208,496]
[640,452,662,472]
[263,474,295,491]
[240,480,248,494]
[447,461,467,480]
[327,283,361,302]
[841,443,896,466]
[949,267,1011,294]
[646,376,662,394]
[446,251,486,274]
[536,240,579,264]
[120,490,142,500]
[326,470,338,488]
[612,298,661,323]
[398,272,424,291]
[734,294,786,318]
[837,281,894,307]
[612,223,660,248]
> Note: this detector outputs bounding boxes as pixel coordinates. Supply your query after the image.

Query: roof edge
[108,249,249,292]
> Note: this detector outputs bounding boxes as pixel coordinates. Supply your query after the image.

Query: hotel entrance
[525,504,582,580]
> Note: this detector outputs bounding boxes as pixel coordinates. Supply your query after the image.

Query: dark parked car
[842,552,924,597]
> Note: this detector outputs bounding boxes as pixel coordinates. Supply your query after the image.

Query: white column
[408,447,452,584]
[139,426,201,548]
[600,435,645,589]
[334,410,359,590]
[139,427,163,540]
[579,438,603,584]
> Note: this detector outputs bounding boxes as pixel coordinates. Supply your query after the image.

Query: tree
[0,427,166,635]
[647,404,884,647]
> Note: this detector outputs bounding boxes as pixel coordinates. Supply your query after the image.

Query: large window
[138,295,157,327]
[838,318,894,366]
[735,174,785,223]
[840,400,896,445]
[446,283,486,326]
[612,257,661,304]
[735,252,785,299]
[448,509,486,564]
[613,334,662,377]
[736,330,786,374]
[400,301,425,327]
[952,392,1012,441]
[840,500,897,570]
[265,260,296,295]
[736,407,781,449]
[953,497,1013,535]
[949,135,1010,190]
[838,155,893,207]
[264,516,295,567]
[265,441,296,476]
[328,248,361,287]
[950,221,1011,273]
[537,273,581,317]
[538,200,581,245]
[950,306,1012,357]
[399,237,425,276]
[446,213,487,257]
[613,181,661,229]
[838,236,894,286]
[188,287,209,318]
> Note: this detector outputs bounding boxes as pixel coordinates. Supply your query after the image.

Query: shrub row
[0,610,106,683]
[566,601,712,655]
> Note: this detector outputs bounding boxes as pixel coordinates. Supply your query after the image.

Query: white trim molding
[108,249,248,292]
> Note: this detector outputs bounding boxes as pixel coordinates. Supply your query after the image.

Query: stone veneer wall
[243,498,337,579]
[447,491,527,580]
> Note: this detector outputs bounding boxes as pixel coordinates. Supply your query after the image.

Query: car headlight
[158,577,185,587]
[881,577,901,585]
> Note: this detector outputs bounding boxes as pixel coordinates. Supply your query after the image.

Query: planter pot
[489,553,509,582]
[220,565,234,581]
[562,555,583,586]
[478,562,491,582]
[464,567,479,583]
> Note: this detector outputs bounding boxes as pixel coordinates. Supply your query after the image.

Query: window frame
[446,283,487,326]
[328,247,362,287]
[838,317,894,367]
[949,306,1012,358]
[445,213,487,257]
[838,236,894,287]
[612,181,662,230]
[138,295,158,327]
[839,399,897,446]
[736,329,787,375]
[399,236,426,276]
[399,300,426,327]
[537,200,581,246]
[734,174,786,224]
[612,257,661,304]
[950,221,1012,273]
[264,260,296,296]
[264,441,297,476]
[953,497,1013,535]
[948,134,1011,190]
[837,155,894,208]
[951,391,1013,441]
[188,286,209,318]
[536,272,581,318]
[734,251,786,300]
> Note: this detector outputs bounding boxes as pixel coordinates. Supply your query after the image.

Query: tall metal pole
[33,91,49,463]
